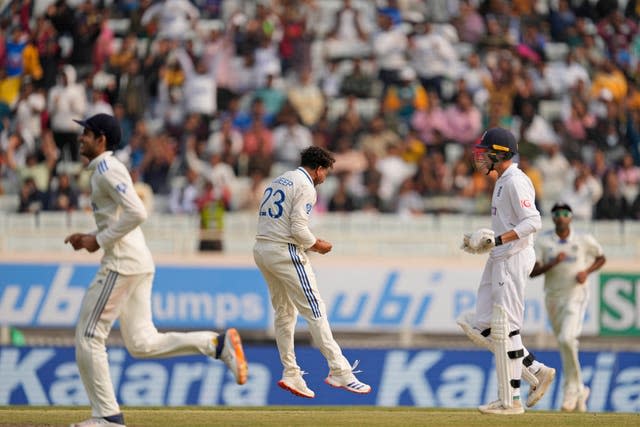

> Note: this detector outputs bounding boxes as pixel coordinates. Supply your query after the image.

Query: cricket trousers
[253,240,352,377]
[76,266,218,417]
[545,287,588,395]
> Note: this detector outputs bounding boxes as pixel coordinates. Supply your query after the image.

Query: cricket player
[253,146,371,398]
[65,114,247,427]
[531,202,605,412]
[459,127,556,414]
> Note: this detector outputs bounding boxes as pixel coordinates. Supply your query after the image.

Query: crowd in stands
[1,0,640,225]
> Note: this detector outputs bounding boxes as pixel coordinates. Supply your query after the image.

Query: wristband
[495,235,503,246]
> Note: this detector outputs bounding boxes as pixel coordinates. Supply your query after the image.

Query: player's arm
[290,185,320,251]
[95,165,148,249]
[500,180,541,245]
[530,254,566,277]
[576,235,607,283]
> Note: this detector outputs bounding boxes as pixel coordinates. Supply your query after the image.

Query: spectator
[138,132,173,195]
[376,142,417,212]
[47,64,87,162]
[617,152,640,205]
[372,9,408,95]
[411,90,448,148]
[454,0,486,44]
[395,177,424,216]
[409,21,458,100]
[46,172,79,211]
[358,114,401,159]
[14,78,46,150]
[206,117,243,172]
[253,72,286,123]
[328,172,357,213]
[85,89,115,118]
[68,11,101,80]
[186,138,236,209]
[560,163,603,220]
[339,57,375,99]
[18,176,46,213]
[535,143,571,212]
[173,48,217,120]
[271,109,312,174]
[444,90,482,146]
[325,0,370,59]
[382,67,428,126]
[318,59,343,99]
[141,0,199,41]
[287,68,325,127]
[169,167,200,215]
[595,169,630,220]
[278,3,313,76]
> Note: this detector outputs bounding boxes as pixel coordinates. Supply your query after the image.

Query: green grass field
[0,407,638,427]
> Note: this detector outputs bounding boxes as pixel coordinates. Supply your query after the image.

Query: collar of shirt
[498,162,519,180]
[297,167,313,185]
[555,229,573,244]
[87,151,113,171]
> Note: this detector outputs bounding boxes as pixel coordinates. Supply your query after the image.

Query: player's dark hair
[300,146,335,169]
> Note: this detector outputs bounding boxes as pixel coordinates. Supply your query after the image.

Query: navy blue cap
[477,127,518,155]
[73,114,121,150]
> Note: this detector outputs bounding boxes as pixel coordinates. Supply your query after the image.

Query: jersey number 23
[259,187,285,219]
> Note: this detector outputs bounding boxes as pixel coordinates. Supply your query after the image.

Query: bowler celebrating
[253,146,371,398]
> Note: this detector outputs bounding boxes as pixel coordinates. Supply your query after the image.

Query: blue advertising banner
[0,263,270,329]
[0,346,638,412]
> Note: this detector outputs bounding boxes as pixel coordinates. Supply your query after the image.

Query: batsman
[458,128,556,414]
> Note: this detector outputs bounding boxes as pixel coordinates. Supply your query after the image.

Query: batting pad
[457,311,539,388]
[491,304,524,407]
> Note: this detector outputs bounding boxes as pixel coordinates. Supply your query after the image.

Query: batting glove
[469,228,496,254]
[461,233,479,254]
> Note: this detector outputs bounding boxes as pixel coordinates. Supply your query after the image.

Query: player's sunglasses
[552,209,572,218]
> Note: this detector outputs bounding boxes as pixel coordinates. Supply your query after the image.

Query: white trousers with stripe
[253,240,352,377]
[76,266,218,417]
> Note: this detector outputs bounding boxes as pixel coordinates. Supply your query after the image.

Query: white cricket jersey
[534,229,604,296]
[255,167,317,249]
[490,163,542,259]
[88,151,155,274]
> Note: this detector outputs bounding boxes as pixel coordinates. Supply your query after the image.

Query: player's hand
[468,228,495,254]
[64,233,84,250]
[576,271,588,284]
[310,239,332,254]
[65,233,100,252]
[555,252,567,264]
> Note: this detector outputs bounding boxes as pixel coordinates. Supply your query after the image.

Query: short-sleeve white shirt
[534,228,604,296]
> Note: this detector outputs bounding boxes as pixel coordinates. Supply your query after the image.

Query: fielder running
[253,146,371,398]
[459,128,556,414]
[65,114,247,427]
[530,202,605,412]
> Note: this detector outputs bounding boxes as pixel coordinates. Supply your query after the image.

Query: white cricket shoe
[576,386,590,412]
[526,365,556,407]
[325,359,372,394]
[325,373,371,394]
[561,391,578,412]
[216,328,248,385]
[478,399,525,415]
[278,375,315,398]
[70,416,125,427]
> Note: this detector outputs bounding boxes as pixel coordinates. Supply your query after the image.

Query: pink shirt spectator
[411,105,448,145]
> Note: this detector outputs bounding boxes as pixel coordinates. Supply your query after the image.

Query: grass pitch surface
[0,406,638,427]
